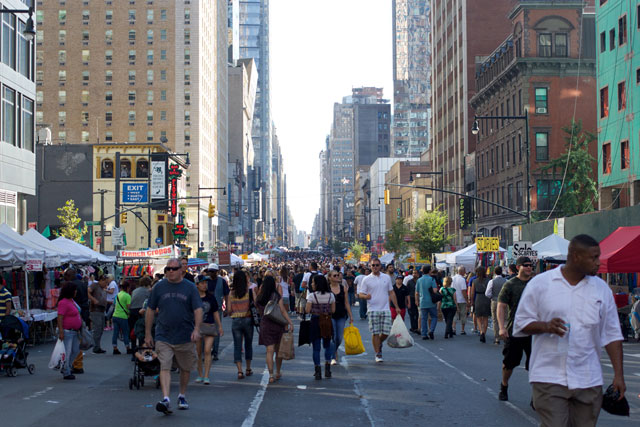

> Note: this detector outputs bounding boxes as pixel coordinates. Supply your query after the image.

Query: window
[554,33,567,57]
[617,81,626,110]
[184,130,190,141]
[185,30,191,41]
[160,29,167,41]
[147,70,154,82]
[81,90,89,103]
[36,91,43,103]
[59,70,67,81]
[600,86,609,118]
[147,30,154,42]
[600,32,606,53]
[129,30,136,41]
[147,49,154,61]
[146,131,154,142]
[160,9,167,20]
[105,132,113,142]
[105,91,112,101]
[22,97,34,151]
[147,10,154,21]
[58,10,67,23]
[160,111,166,120]
[160,131,167,140]
[507,184,514,209]
[609,28,615,50]
[184,49,190,61]
[81,131,89,143]
[58,50,67,64]
[535,132,549,161]
[82,31,89,42]
[17,21,31,79]
[81,111,89,123]
[58,131,66,142]
[128,111,136,121]
[184,70,190,81]
[160,50,167,60]
[160,70,166,80]
[637,68,640,85]
[58,111,66,124]
[538,33,552,57]
[621,140,629,170]
[535,88,548,113]
[101,159,114,178]
[105,111,112,122]
[618,15,627,46]
[128,131,136,142]
[160,90,166,101]
[147,91,154,102]
[59,30,66,43]
[82,10,90,21]
[537,180,561,211]
[185,9,191,20]
[146,110,153,121]
[2,14,16,68]
[120,160,132,178]
[2,86,16,145]
[82,50,90,62]
[105,10,113,20]
[184,111,190,121]
[105,30,113,42]
[184,90,190,101]
[128,90,136,101]
[128,50,136,61]
[137,159,149,177]
[128,10,136,22]
[603,143,611,174]
[105,50,113,61]
[129,70,136,81]
[105,70,113,82]
[512,136,516,164]
[82,71,90,81]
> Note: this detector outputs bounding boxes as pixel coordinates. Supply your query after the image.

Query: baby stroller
[129,347,160,390]
[0,315,35,377]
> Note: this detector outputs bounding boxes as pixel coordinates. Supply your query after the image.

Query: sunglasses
[165,266,181,271]
[521,264,533,268]
[371,264,381,267]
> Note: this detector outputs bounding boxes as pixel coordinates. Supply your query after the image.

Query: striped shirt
[0,287,12,318]
[229,292,251,318]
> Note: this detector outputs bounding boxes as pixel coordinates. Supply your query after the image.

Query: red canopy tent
[598,226,640,273]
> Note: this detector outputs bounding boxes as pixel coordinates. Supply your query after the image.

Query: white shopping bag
[48,339,67,370]
[387,316,414,348]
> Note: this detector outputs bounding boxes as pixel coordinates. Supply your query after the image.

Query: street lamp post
[472,110,531,223]
[0,8,35,40]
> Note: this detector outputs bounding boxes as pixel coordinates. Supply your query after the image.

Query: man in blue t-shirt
[415,265,438,340]
[146,258,203,414]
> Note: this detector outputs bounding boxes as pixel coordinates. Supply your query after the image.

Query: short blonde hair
[443,276,452,287]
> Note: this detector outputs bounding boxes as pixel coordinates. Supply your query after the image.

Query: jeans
[441,306,457,336]
[408,305,419,331]
[62,330,80,376]
[213,309,223,356]
[348,291,356,306]
[112,316,130,347]
[420,307,438,336]
[312,337,332,366]
[231,317,254,363]
[359,298,368,319]
[330,317,347,359]
[89,311,105,350]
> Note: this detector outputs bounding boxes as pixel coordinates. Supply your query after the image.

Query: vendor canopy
[0,233,27,266]
[23,228,75,264]
[52,236,116,264]
[445,243,506,270]
[0,223,51,265]
[598,226,640,274]
[532,233,569,261]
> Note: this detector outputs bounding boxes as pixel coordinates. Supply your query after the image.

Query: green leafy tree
[411,206,453,259]
[536,120,597,217]
[56,199,87,243]
[350,241,365,262]
[384,217,410,255]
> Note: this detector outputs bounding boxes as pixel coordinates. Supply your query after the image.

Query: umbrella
[188,258,208,266]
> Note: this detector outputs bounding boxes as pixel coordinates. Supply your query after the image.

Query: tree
[411,207,453,259]
[350,241,365,262]
[56,199,87,243]
[384,217,410,255]
[536,120,597,218]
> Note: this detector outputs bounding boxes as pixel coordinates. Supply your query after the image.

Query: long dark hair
[280,266,288,282]
[312,275,330,294]
[59,281,77,299]
[232,270,248,299]
[257,275,279,306]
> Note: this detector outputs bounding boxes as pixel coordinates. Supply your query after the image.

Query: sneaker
[92,348,106,354]
[195,377,203,383]
[375,354,383,363]
[428,332,434,340]
[71,368,84,374]
[177,396,189,410]
[212,354,219,361]
[422,336,429,340]
[460,331,467,335]
[113,348,121,355]
[63,374,76,380]
[203,377,210,385]
[156,398,172,415]
[330,359,338,366]
[498,383,508,401]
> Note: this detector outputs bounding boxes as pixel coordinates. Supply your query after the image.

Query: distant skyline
[270,0,393,233]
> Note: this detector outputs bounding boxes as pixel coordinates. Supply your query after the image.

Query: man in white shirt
[451,267,467,335]
[514,234,625,426]
[402,267,414,286]
[354,266,369,320]
[359,258,399,363]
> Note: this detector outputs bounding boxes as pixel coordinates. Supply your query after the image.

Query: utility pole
[93,189,108,253]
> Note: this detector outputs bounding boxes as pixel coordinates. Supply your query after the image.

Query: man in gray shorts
[145,258,203,414]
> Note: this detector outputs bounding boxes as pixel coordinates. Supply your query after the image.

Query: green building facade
[596,0,640,207]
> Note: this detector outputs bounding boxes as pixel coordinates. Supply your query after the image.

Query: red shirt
[57,298,82,330]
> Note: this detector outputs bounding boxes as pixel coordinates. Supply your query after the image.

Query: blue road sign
[123,183,148,203]
[155,237,162,244]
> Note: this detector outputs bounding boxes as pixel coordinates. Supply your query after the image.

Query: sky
[270,0,393,234]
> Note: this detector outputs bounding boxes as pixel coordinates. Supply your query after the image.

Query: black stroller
[129,316,159,390]
[0,315,34,377]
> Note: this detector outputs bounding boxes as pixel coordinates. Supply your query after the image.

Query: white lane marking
[603,363,613,368]
[625,353,640,358]
[415,344,537,425]
[297,385,307,390]
[46,400,59,404]
[633,373,640,377]
[241,368,270,427]
[23,386,54,400]
[342,355,375,427]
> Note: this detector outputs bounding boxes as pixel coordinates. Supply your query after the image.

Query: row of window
[44,69,172,83]
[50,9,184,23]
[1,86,34,152]
[478,134,524,178]
[37,89,174,104]
[99,158,149,179]
[538,32,568,57]
[598,7,640,53]
[57,128,170,144]
[47,29,170,44]
[2,13,34,81]
[602,140,631,175]
[478,183,524,216]
[52,49,172,64]
[477,90,524,138]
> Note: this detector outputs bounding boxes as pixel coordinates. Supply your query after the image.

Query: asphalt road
[1,313,639,426]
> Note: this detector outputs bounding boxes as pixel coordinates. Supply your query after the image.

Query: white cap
[207,263,219,271]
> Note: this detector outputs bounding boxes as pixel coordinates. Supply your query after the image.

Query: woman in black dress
[470,267,491,343]
[256,275,293,383]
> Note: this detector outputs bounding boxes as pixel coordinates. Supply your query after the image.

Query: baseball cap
[516,256,532,266]
[207,263,219,271]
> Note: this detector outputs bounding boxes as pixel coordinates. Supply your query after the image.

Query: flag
[42,225,51,238]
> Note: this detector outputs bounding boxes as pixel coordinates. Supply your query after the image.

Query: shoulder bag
[428,285,443,303]
[249,290,261,330]
[264,294,288,326]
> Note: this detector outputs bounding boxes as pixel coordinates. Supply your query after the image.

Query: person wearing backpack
[305,275,336,380]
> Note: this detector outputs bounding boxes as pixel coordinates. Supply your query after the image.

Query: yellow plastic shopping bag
[344,324,365,355]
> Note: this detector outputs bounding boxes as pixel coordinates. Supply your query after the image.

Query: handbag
[249,289,261,330]
[277,329,295,360]
[199,323,219,337]
[264,295,288,326]
[298,312,311,347]
[428,286,443,303]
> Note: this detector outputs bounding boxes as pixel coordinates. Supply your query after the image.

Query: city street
[1,314,638,426]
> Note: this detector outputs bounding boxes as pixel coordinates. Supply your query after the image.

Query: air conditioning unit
[536,107,547,114]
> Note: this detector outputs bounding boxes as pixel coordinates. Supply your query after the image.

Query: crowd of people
[49,235,627,424]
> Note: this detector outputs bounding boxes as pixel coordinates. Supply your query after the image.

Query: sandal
[245,368,253,377]
[268,376,275,384]
[275,373,282,380]
[237,371,245,380]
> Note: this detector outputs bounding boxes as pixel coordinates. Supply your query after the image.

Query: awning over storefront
[598,226,640,274]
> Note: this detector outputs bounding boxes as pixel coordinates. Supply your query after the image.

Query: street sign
[122,183,148,203]
[172,223,188,238]
[25,259,43,271]
[513,241,538,261]
[95,230,112,237]
[85,221,100,226]
[111,227,124,246]
[28,222,37,230]
[476,237,500,252]
[218,251,231,265]
[155,237,162,244]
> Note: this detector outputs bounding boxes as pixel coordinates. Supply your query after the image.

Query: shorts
[502,336,532,371]
[156,341,197,372]
[456,303,467,321]
[368,311,392,335]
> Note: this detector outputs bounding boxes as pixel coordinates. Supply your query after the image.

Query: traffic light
[208,202,215,218]
[384,189,390,205]
[121,212,127,224]
[366,233,370,242]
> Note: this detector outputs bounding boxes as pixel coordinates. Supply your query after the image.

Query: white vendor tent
[445,243,506,270]
[0,233,28,266]
[23,228,75,264]
[532,234,569,262]
[51,236,116,263]
[248,252,268,262]
[379,252,395,264]
[0,223,53,266]
[230,253,245,266]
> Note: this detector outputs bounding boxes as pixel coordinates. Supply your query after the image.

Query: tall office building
[0,1,36,233]
[239,0,272,238]
[37,2,229,251]
[392,0,431,157]
[429,0,514,247]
